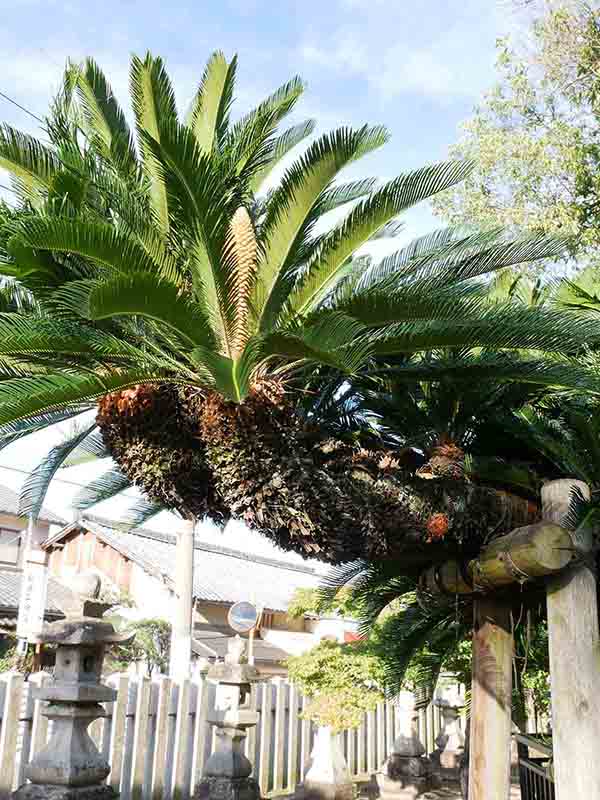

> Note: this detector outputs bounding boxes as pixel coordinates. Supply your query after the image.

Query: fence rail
[515,733,555,800]
[0,672,450,800]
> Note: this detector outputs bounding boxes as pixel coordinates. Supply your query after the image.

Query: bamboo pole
[468,597,513,800]
[420,521,572,595]
[542,479,600,800]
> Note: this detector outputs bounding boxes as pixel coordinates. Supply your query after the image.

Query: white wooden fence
[0,672,450,800]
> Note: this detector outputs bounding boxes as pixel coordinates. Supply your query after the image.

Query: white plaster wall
[262,629,317,656]
[309,616,358,642]
[128,563,175,620]
[0,513,50,567]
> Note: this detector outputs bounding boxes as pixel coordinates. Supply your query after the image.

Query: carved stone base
[12,784,117,800]
[195,776,261,800]
[376,754,438,799]
[301,779,354,800]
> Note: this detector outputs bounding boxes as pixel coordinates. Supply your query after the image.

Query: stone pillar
[376,691,436,800]
[195,636,261,800]
[13,617,132,800]
[170,519,195,681]
[303,727,353,800]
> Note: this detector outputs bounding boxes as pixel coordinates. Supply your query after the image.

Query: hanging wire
[0,91,44,124]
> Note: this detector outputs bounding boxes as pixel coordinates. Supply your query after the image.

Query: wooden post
[468,597,513,800]
[169,519,195,680]
[542,479,600,799]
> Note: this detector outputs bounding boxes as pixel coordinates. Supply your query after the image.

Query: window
[0,528,21,566]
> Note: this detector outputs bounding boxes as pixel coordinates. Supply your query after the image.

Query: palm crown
[0,50,598,560]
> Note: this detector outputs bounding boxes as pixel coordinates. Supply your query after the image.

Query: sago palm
[0,51,598,564]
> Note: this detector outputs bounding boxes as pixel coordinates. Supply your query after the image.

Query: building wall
[48,528,134,596]
[0,513,50,569]
[46,528,352,665]
[129,563,174,619]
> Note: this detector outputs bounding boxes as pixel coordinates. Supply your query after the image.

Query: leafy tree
[287,586,362,620]
[433,3,600,263]
[107,618,171,676]
[318,559,552,729]
[286,639,384,731]
[0,50,597,567]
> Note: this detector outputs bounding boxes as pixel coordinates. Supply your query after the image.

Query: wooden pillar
[542,479,600,800]
[468,596,513,800]
[169,519,195,680]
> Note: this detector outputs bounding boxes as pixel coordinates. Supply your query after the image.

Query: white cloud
[299,3,499,105]
[301,31,369,75]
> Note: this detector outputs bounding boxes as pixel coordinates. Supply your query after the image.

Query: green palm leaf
[190,336,262,400]
[8,217,179,283]
[83,272,217,348]
[317,178,378,214]
[76,58,137,177]
[250,119,316,192]
[287,168,477,318]
[187,51,237,153]
[130,52,178,232]
[0,370,173,426]
[20,421,97,519]
[367,305,600,358]
[0,124,60,206]
[254,125,390,329]
[124,497,165,528]
[62,427,109,467]
[263,311,371,373]
[0,408,90,453]
[73,466,131,509]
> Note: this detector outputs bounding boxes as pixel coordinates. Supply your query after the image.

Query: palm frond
[124,496,166,528]
[0,407,91,454]
[130,52,178,232]
[76,57,137,178]
[366,305,600,360]
[83,272,217,348]
[73,466,131,509]
[62,427,109,467]
[254,125,390,329]
[20,421,96,519]
[226,75,305,177]
[0,124,60,206]
[250,119,316,192]
[9,217,179,283]
[0,370,174,426]
[187,51,238,153]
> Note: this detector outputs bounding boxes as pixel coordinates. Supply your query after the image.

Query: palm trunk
[199,388,535,565]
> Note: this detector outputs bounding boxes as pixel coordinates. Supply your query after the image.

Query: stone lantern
[195,636,261,800]
[376,691,438,800]
[14,615,132,800]
[432,685,465,776]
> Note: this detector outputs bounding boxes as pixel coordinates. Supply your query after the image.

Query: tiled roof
[0,568,75,617]
[56,517,320,613]
[192,624,290,663]
[0,485,64,526]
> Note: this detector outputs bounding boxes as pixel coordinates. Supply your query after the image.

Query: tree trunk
[169,519,195,680]
[542,479,600,800]
[468,596,513,800]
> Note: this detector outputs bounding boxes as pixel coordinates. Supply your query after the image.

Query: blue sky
[0,0,523,547]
